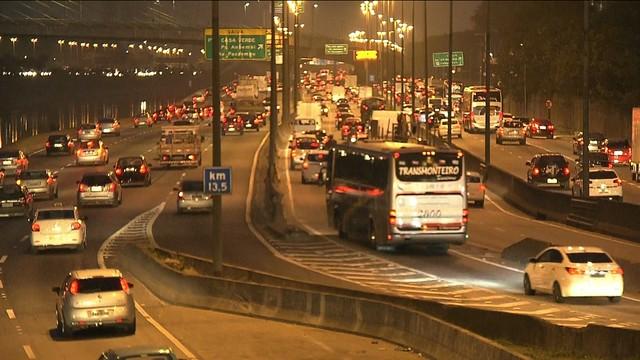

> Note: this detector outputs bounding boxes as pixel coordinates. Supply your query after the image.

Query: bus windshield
[395,152,463,182]
[472,91,501,103]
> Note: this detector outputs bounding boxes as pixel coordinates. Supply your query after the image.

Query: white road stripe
[22,345,36,359]
[6,309,16,319]
[20,235,28,242]
[0,280,3,289]
[0,255,7,263]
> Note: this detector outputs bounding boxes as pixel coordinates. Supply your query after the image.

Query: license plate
[590,273,605,278]
[2,160,11,165]
[228,127,235,131]
[125,167,136,172]
[54,144,63,148]
[547,178,558,184]
[539,125,547,129]
[89,309,112,317]
[1,203,12,208]
[614,150,623,155]
[91,186,102,192]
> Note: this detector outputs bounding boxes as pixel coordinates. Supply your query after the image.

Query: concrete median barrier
[120,245,527,360]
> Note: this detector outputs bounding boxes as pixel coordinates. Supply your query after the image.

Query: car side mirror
[525,161,531,166]
[128,282,134,289]
[528,257,538,264]
[51,286,61,294]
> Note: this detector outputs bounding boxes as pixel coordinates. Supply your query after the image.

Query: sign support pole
[269,0,278,213]
[211,2,223,275]
[484,0,491,177]
[582,1,590,198]
[447,0,453,145]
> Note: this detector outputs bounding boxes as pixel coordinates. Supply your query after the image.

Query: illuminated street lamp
[30,37,38,55]
[243,2,250,16]
[10,37,17,55]
[57,39,65,53]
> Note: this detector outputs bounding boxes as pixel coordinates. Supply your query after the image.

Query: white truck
[371,110,401,139]
[236,81,259,100]
[292,102,321,134]
[331,86,346,103]
[158,125,203,168]
[358,86,373,100]
[630,107,640,181]
[345,75,358,88]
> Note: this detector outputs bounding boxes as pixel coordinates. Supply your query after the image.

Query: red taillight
[532,168,540,176]
[563,167,570,176]
[115,168,123,176]
[134,118,139,124]
[548,124,555,130]
[45,141,51,148]
[480,184,487,191]
[31,223,40,232]
[71,221,81,230]
[76,150,82,156]
[614,178,622,186]
[139,165,148,174]
[311,142,320,149]
[69,279,79,295]
[109,183,117,192]
[120,277,130,294]
[78,184,89,192]
[46,177,55,185]
[302,161,309,169]
[463,208,469,224]
[565,267,585,275]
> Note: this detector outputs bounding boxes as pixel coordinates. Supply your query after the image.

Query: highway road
[273,97,640,331]
[453,131,640,204]
[0,91,420,360]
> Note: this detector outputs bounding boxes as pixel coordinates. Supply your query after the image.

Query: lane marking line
[0,255,7,263]
[0,280,3,289]
[20,235,28,243]
[22,345,36,360]
[6,308,16,319]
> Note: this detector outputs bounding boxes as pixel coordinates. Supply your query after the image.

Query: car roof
[71,268,122,279]
[36,206,75,213]
[104,346,174,357]
[588,168,617,174]
[553,246,607,254]
[295,134,318,140]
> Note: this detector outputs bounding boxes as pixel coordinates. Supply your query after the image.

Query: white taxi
[30,206,87,253]
[524,246,623,303]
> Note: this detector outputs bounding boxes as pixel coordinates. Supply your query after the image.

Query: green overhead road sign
[325,44,348,56]
[432,51,464,67]
[204,28,267,61]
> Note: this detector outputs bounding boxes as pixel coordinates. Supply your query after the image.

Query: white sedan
[30,206,87,253]
[437,118,462,139]
[524,246,623,303]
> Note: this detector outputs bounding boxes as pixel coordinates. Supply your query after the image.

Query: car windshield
[607,140,629,149]
[0,151,19,158]
[307,153,327,162]
[467,175,481,183]
[0,185,23,199]
[118,158,143,167]
[19,170,48,179]
[76,277,122,293]
[37,210,75,220]
[48,135,67,142]
[78,141,99,149]
[473,106,501,116]
[589,171,617,179]
[566,252,612,264]
[80,124,96,130]
[297,139,319,149]
[182,181,203,191]
[98,118,114,124]
[82,175,111,186]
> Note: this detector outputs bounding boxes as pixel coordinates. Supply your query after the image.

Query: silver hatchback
[77,172,122,207]
[175,180,212,213]
[53,268,135,337]
[16,169,59,200]
[301,150,328,184]
[77,123,102,141]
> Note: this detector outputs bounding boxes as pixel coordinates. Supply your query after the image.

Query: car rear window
[608,140,629,149]
[48,135,67,142]
[118,158,143,167]
[82,175,111,186]
[566,252,612,263]
[0,185,23,199]
[76,277,122,293]
[307,153,327,162]
[467,175,481,183]
[78,141,98,149]
[0,151,19,158]
[80,124,96,129]
[182,181,203,191]
[590,171,617,179]
[37,210,75,220]
[503,121,523,128]
[19,171,48,179]
[297,139,319,150]
[537,156,567,167]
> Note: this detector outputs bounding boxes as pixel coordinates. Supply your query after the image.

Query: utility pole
[424,1,428,103]
[484,0,491,173]
[400,2,405,112]
[211,1,223,275]
[582,1,590,198]
[293,11,299,115]
[269,0,277,207]
[282,3,289,122]
[411,1,416,117]
[447,0,453,144]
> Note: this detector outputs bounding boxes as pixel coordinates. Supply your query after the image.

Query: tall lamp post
[411,1,416,116]
[10,37,17,56]
[30,37,38,56]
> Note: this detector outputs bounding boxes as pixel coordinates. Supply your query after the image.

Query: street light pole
[293,12,299,115]
[282,2,289,123]
[447,0,453,144]
[582,1,590,198]
[484,1,491,172]
[424,1,428,93]
[211,0,223,275]
[411,1,416,117]
[400,3,404,111]
[269,0,278,212]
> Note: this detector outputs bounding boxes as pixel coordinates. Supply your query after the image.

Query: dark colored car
[320,103,329,117]
[114,156,151,187]
[303,130,328,145]
[133,112,153,128]
[222,115,244,135]
[0,184,33,218]
[335,98,349,107]
[45,134,74,156]
[526,154,571,189]
[236,112,261,132]
[360,97,385,123]
[336,103,351,113]
[335,112,355,130]
[573,132,608,155]
[575,151,611,174]
[606,139,631,165]
[526,118,555,139]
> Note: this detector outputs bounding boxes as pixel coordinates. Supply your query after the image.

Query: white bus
[461,86,503,133]
[326,141,468,252]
